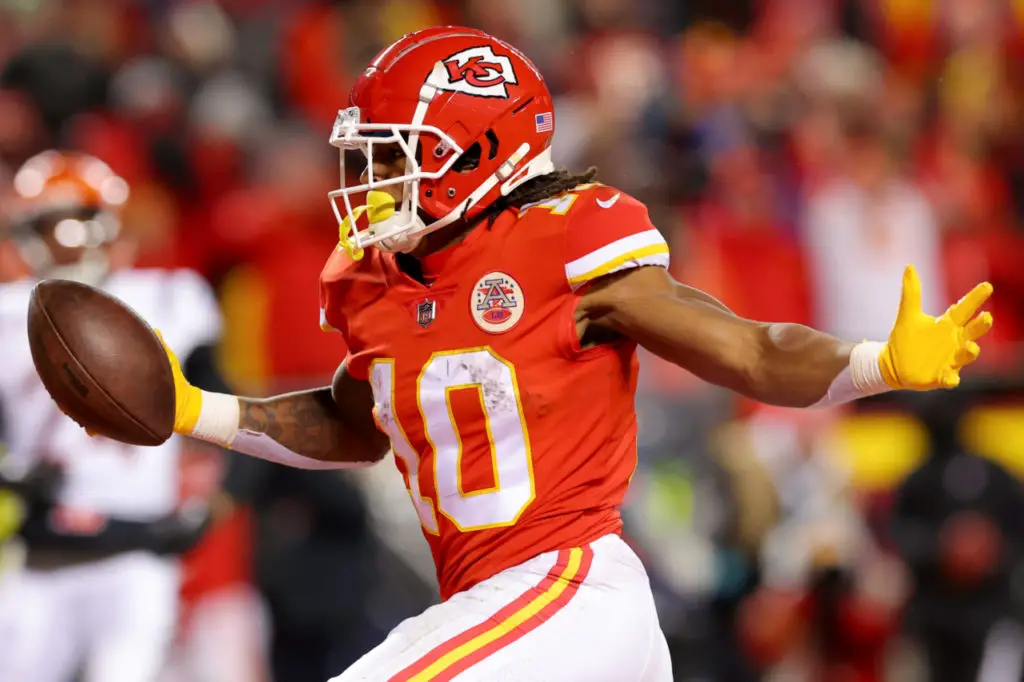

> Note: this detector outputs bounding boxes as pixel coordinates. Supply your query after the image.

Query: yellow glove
[879,265,994,390]
[155,330,203,434]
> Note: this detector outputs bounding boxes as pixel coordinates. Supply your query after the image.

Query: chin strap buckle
[339,234,365,261]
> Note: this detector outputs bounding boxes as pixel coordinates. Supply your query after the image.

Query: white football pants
[331,534,672,682]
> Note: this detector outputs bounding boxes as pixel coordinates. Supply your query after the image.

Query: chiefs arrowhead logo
[438,46,518,99]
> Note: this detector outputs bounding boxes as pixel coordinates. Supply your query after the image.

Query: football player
[0,150,224,682]
[153,27,988,681]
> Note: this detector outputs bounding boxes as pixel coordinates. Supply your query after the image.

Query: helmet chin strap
[377,144,556,255]
[376,222,426,254]
[500,146,555,195]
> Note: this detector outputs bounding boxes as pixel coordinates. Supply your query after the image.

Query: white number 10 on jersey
[369,348,536,533]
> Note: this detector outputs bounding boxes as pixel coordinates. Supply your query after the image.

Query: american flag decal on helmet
[534,112,553,133]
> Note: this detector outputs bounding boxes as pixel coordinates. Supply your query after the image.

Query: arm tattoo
[238,389,350,461]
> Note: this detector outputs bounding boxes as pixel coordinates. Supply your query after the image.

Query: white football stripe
[564,229,668,282]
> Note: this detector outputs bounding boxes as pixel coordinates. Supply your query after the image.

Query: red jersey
[319,184,669,599]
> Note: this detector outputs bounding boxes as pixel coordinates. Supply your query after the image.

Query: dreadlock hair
[481,166,599,227]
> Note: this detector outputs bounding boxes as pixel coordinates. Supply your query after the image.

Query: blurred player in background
[0,150,225,682]
[128,27,990,682]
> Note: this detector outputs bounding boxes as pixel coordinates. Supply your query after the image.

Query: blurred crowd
[2,0,1024,681]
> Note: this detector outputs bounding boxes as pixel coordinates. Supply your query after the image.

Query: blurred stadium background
[2,0,1024,681]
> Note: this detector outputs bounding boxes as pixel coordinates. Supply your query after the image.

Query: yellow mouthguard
[339,191,396,261]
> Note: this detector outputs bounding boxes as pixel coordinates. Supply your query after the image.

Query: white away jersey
[0,269,221,520]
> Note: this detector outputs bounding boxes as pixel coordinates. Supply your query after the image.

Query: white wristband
[810,341,891,408]
[849,341,890,394]
[190,391,240,448]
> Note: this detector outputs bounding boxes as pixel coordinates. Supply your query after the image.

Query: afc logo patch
[471,272,524,333]
[438,46,518,99]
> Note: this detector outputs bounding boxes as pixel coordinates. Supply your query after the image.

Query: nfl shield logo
[416,300,436,328]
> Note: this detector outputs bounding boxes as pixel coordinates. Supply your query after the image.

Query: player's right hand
[155,330,202,434]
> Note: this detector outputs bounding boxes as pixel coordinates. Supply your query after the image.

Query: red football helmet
[329,26,556,255]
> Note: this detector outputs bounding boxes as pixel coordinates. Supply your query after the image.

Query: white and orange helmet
[7,150,129,283]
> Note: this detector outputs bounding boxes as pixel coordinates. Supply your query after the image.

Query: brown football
[27,279,175,446]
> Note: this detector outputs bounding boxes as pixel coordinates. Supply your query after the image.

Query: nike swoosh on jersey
[596,194,621,209]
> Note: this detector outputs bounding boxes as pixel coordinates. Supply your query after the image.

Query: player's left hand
[879,265,993,391]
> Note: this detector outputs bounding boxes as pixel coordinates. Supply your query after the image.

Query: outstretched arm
[163,340,388,469]
[578,265,993,408]
[234,360,388,464]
